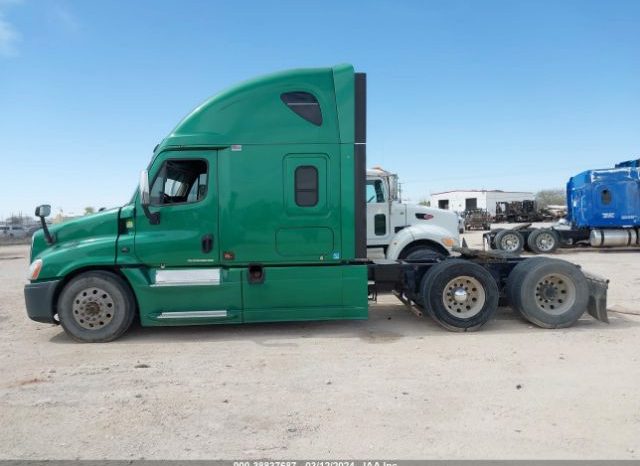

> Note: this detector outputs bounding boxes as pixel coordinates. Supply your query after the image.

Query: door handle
[201,234,214,253]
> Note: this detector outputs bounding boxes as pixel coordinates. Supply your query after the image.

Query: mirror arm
[40,216,54,245]
[141,204,160,225]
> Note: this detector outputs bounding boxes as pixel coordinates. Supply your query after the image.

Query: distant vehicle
[464,209,492,231]
[366,167,460,259]
[0,225,28,238]
[486,159,640,254]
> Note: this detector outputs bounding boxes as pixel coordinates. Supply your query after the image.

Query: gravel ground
[1,229,639,460]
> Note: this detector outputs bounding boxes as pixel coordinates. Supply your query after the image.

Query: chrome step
[157,310,227,319]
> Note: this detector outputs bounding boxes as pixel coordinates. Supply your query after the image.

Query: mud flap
[584,271,609,323]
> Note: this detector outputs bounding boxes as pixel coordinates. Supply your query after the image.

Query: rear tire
[527,229,559,254]
[420,259,499,332]
[57,271,136,342]
[494,229,524,254]
[506,257,588,328]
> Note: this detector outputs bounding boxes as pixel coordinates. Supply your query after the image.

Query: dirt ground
[1,228,639,460]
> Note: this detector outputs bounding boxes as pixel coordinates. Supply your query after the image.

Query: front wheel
[401,244,447,261]
[57,271,136,343]
[420,259,499,332]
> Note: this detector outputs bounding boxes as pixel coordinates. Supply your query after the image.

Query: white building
[430,190,535,215]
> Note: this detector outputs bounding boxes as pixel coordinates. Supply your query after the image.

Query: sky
[1,0,639,219]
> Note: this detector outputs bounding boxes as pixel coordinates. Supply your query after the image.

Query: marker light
[27,259,43,281]
[442,237,457,247]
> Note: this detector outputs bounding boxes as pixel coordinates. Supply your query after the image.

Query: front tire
[400,244,447,261]
[57,271,136,342]
[420,259,499,332]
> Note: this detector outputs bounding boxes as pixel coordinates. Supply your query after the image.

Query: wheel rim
[534,273,576,315]
[442,275,486,318]
[72,287,115,330]
[536,232,556,252]
[500,233,521,252]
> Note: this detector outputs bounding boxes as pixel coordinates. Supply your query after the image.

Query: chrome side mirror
[139,170,159,225]
[34,204,54,244]
[388,174,400,202]
[35,204,51,218]
[139,170,151,206]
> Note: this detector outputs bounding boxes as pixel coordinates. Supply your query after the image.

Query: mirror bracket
[142,205,160,225]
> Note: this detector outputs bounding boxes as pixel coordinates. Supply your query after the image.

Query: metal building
[430,190,535,215]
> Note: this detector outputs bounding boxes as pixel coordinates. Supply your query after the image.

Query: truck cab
[366,167,459,259]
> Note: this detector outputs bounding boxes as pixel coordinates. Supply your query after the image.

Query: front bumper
[24,280,61,324]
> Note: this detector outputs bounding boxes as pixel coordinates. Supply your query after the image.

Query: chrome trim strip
[154,268,220,286]
[157,310,227,319]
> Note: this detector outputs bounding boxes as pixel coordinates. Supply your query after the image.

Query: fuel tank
[589,228,638,247]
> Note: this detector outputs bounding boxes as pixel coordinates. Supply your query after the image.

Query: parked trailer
[464,209,492,231]
[24,65,609,342]
[486,159,640,254]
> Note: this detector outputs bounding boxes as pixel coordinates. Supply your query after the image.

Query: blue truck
[485,159,640,253]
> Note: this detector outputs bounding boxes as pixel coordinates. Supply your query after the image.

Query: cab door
[366,177,391,246]
[134,151,219,267]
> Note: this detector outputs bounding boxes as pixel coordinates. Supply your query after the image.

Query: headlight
[27,259,43,281]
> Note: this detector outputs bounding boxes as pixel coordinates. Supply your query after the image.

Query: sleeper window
[281,92,323,126]
[295,166,318,207]
[150,159,208,205]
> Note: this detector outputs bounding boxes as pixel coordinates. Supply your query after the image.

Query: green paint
[122,267,243,326]
[27,64,368,329]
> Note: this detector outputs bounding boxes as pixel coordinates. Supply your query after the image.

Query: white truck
[0,224,28,239]
[366,167,460,260]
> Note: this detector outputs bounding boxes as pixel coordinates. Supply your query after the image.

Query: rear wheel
[527,229,559,254]
[494,229,524,254]
[506,257,588,328]
[420,259,499,332]
[57,271,136,342]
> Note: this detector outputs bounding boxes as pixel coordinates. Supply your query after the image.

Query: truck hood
[406,204,459,237]
[31,208,120,262]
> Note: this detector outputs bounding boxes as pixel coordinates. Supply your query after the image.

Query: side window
[601,189,612,205]
[366,179,385,203]
[295,166,318,207]
[150,159,208,205]
[465,198,478,210]
[281,92,323,126]
[374,214,386,236]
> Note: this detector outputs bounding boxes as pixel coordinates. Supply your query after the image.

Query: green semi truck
[24,64,609,342]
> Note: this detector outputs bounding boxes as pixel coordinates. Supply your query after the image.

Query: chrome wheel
[499,233,522,252]
[535,231,556,252]
[72,287,115,330]
[442,275,486,318]
[535,273,576,315]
